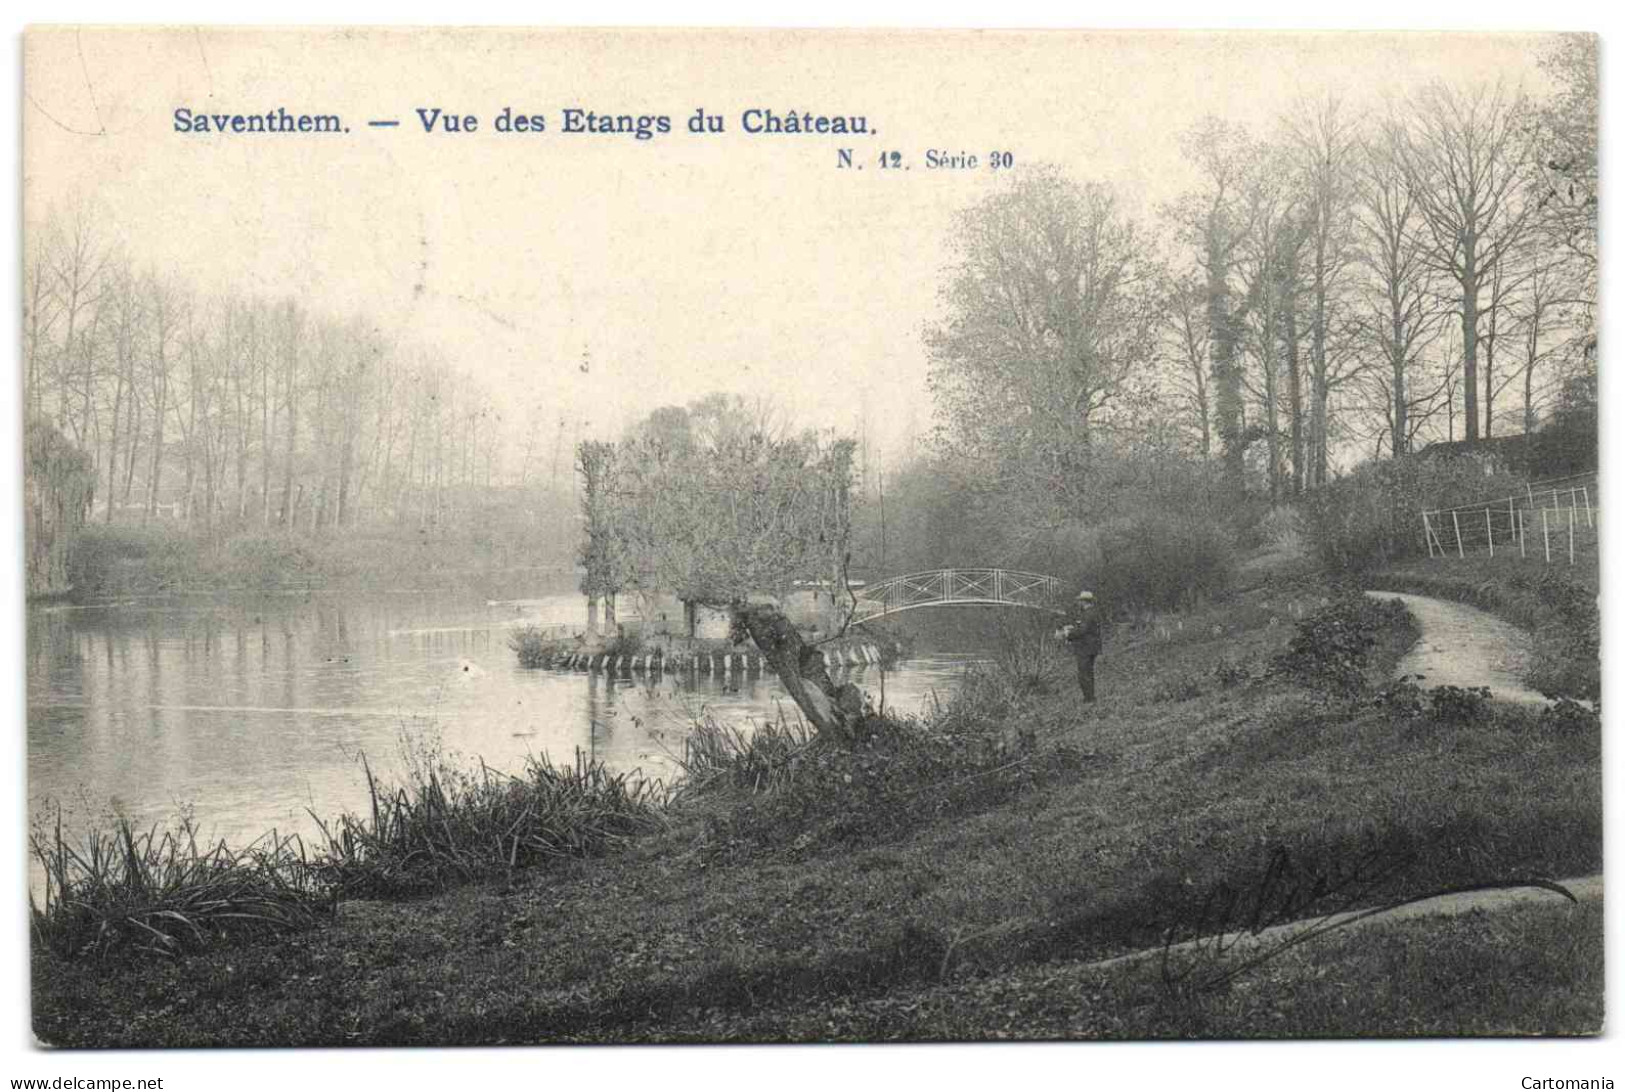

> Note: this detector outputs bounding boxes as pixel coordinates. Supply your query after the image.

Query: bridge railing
[852,568,1066,619]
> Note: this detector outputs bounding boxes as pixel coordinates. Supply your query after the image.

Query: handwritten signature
[1157,840,1576,991]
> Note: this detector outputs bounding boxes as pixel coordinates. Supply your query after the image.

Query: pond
[26,585,985,849]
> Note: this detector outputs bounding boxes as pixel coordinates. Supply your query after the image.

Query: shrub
[1427,685,1493,726]
[989,619,1069,697]
[1089,513,1238,613]
[1372,675,1426,718]
[1521,570,1601,705]
[509,624,551,668]
[697,704,1059,860]
[68,523,200,597]
[607,631,644,658]
[213,531,320,589]
[1302,455,1527,574]
[30,807,329,960]
[1251,504,1308,557]
[1540,698,1601,735]
[1272,595,1410,697]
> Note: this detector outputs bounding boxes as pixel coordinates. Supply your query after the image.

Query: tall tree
[1285,95,1363,484]
[1352,129,1443,458]
[928,168,1159,524]
[1158,274,1213,458]
[1235,144,1302,501]
[1170,117,1256,492]
[1392,81,1535,442]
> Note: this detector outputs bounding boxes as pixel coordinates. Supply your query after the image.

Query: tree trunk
[731,603,867,745]
[1460,265,1480,442]
[1284,285,1304,493]
[146,365,167,522]
[104,368,124,523]
[122,393,141,506]
[1207,234,1245,492]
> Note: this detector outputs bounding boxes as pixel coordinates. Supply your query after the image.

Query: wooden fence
[1420,471,1599,565]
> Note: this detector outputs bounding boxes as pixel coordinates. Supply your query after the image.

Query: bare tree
[1392,81,1535,442]
[1351,129,1445,458]
[1235,144,1299,501]
[1169,118,1256,492]
[1157,273,1213,457]
[1285,95,1363,485]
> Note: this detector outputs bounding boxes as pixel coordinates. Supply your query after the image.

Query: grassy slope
[32,572,1603,1046]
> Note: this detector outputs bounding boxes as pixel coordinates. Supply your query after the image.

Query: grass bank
[33,578,1601,1045]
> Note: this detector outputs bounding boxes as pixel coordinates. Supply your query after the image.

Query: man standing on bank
[1058,590,1105,702]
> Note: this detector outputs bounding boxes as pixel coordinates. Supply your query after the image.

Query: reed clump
[29,809,330,960]
[310,750,667,898]
[668,708,818,797]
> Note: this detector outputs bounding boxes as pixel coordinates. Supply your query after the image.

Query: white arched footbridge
[850,568,1067,622]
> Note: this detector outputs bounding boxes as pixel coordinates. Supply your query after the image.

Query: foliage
[1251,505,1308,557]
[606,631,644,658]
[508,625,551,669]
[1372,675,1427,718]
[925,168,1161,527]
[1302,454,1526,573]
[29,807,329,960]
[24,418,96,596]
[1525,375,1598,477]
[576,441,635,601]
[987,615,1069,698]
[1272,594,1411,697]
[216,532,323,589]
[1426,685,1492,726]
[1089,512,1238,613]
[68,523,197,596]
[1211,658,1257,690]
[589,397,857,609]
[697,711,1060,861]
[1540,698,1600,736]
[1523,570,1600,705]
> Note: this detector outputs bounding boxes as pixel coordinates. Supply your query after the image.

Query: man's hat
[1076,591,1095,602]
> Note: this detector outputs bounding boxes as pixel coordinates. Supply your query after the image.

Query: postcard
[21,27,1601,1051]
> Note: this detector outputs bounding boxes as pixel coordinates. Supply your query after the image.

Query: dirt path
[1363,590,1549,706]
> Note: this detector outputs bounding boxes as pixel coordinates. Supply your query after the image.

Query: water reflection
[27,591,979,849]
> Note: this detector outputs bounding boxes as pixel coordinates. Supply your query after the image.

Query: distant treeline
[22,215,578,568]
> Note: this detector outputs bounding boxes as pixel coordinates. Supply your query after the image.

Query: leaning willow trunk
[728,602,867,745]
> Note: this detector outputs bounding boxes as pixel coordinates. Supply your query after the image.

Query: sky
[24,29,1559,463]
